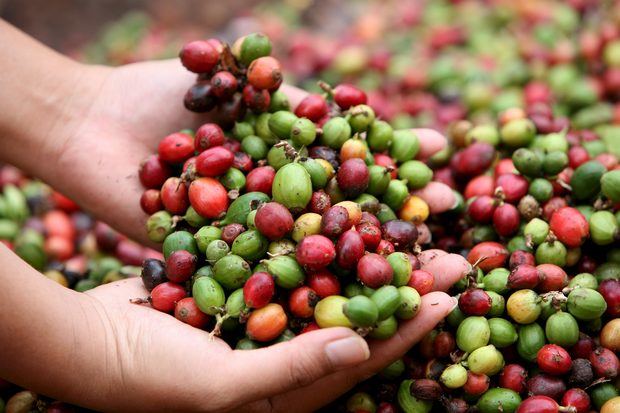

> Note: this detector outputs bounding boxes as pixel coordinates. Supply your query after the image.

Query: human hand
[79,249,466,412]
[2,54,455,245]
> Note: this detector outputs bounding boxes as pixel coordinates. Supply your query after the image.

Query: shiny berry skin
[161,177,189,215]
[599,279,620,317]
[188,177,229,219]
[589,347,620,378]
[165,250,197,283]
[408,269,434,296]
[536,264,568,293]
[542,197,567,221]
[210,71,238,99]
[433,331,456,358]
[464,175,495,199]
[140,189,163,214]
[179,40,220,73]
[515,395,560,413]
[296,235,336,271]
[246,166,275,196]
[195,146,234,177]
[174,297,209,328]
[568,146,590,169]
[233,151,253,172]
[358,223,382,250]
[334,84,368,110]
[151,282,186,313]
[336,229,366,269]
[337,158,370,198]
[306,270,341,298]
[526,374,566,400]
[468,195,496,223]
[493,203,520,237]
[246,303,287,342]
[508,264,542,289]
[467,241,509,272]
[496,173,529,204]
[458,288,492,316]
[537,344,572,375]
[158,132,195,164]
[499,364,527,394]
[381,220,418,250]
[184,81,216,112]
[570,335,596,360]
[450,142,496,177]
[360,211,381,228]
[295,94,329,122]
[462,372,490,396]
[243,272,275,309]
[247,56,282,90]
[321,205,351,238]
[139,155,172,188]
[357,253,393,288]
[194,123,225,153]
[376,239,395,255]
[561,388,590,413]
[549,207,589,248]
[509,250,536,269]
[288,286,319,318]
[255,202,294,241]
[243,84,271,112]
[223,138,241,153]
[374,153,398,178]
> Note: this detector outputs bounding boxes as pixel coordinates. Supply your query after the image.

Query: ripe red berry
[194,123,225,153]
[188,177,229,219]
[151,282,186,313]
[247,56,282,90]
[179,40,219,73]
[537,344,572,375]
[408,269,434,296]
[140,189,163,214]
[245,166,275,195]
[158,132,195,164]
[210,71,238,99]
[195,146,234,177]
[337,158,370,197]
[295,94,329,122]
[288,286,319,318]
[458,288,492,316]
[255,202,294,241]
[243,272,275,309]
[357,253,393,288]
[333,84,367,110]
[175,297,209,328]
[139,155,172,188]
[161,177,189,215]
[336,229,366,269]
[549,207,589,248]
[493,203,520,236]
[306,269,341,298]
[468,195,496,223]
[166,250,197,283]
[296,235,336,271]
[499,364,527,394]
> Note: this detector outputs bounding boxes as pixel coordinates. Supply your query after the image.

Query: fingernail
[325,336,370,369]
[450,296,459,311]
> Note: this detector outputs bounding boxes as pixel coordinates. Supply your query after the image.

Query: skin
[0,20,465,412]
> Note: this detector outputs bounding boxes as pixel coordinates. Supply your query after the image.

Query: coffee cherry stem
[209,312,230,340]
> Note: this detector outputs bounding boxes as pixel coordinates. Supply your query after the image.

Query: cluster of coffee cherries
[137,33,470,345]
[326,105,620,413]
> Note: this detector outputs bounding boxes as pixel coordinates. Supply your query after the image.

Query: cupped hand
[45,59,456,246]
[84,249,465,412]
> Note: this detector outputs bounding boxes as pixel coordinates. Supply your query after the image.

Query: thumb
[228,327,369,403]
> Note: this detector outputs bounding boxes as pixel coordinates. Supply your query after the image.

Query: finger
[413,181,457,214]
[227,327,369,405]
[413,128,447,159]
[422,253,471,292]
[280,83,309,109]
[417,249,448,267]
[85,276,148,305]
[271,292,456,411]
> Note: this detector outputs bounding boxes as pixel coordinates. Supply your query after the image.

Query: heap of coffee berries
[137,33,469,344]
[323,108,620,412]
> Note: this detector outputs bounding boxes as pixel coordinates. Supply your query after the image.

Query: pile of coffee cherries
[137,32,470,346]
[0,165,158,292]
[327,113,620,412]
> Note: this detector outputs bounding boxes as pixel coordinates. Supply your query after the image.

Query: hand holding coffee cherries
[0,22,467,412]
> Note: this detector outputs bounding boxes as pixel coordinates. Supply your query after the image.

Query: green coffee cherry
[239,32,272,65]
[343,295,379,327]
[367,120,393,151]
[321,117,352,149]
[390,130,420,162]
[290,117,317,147]
[501,118,536,147]
[348,104,375,132]
[269,111,298,140]
[398,161,433,189]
